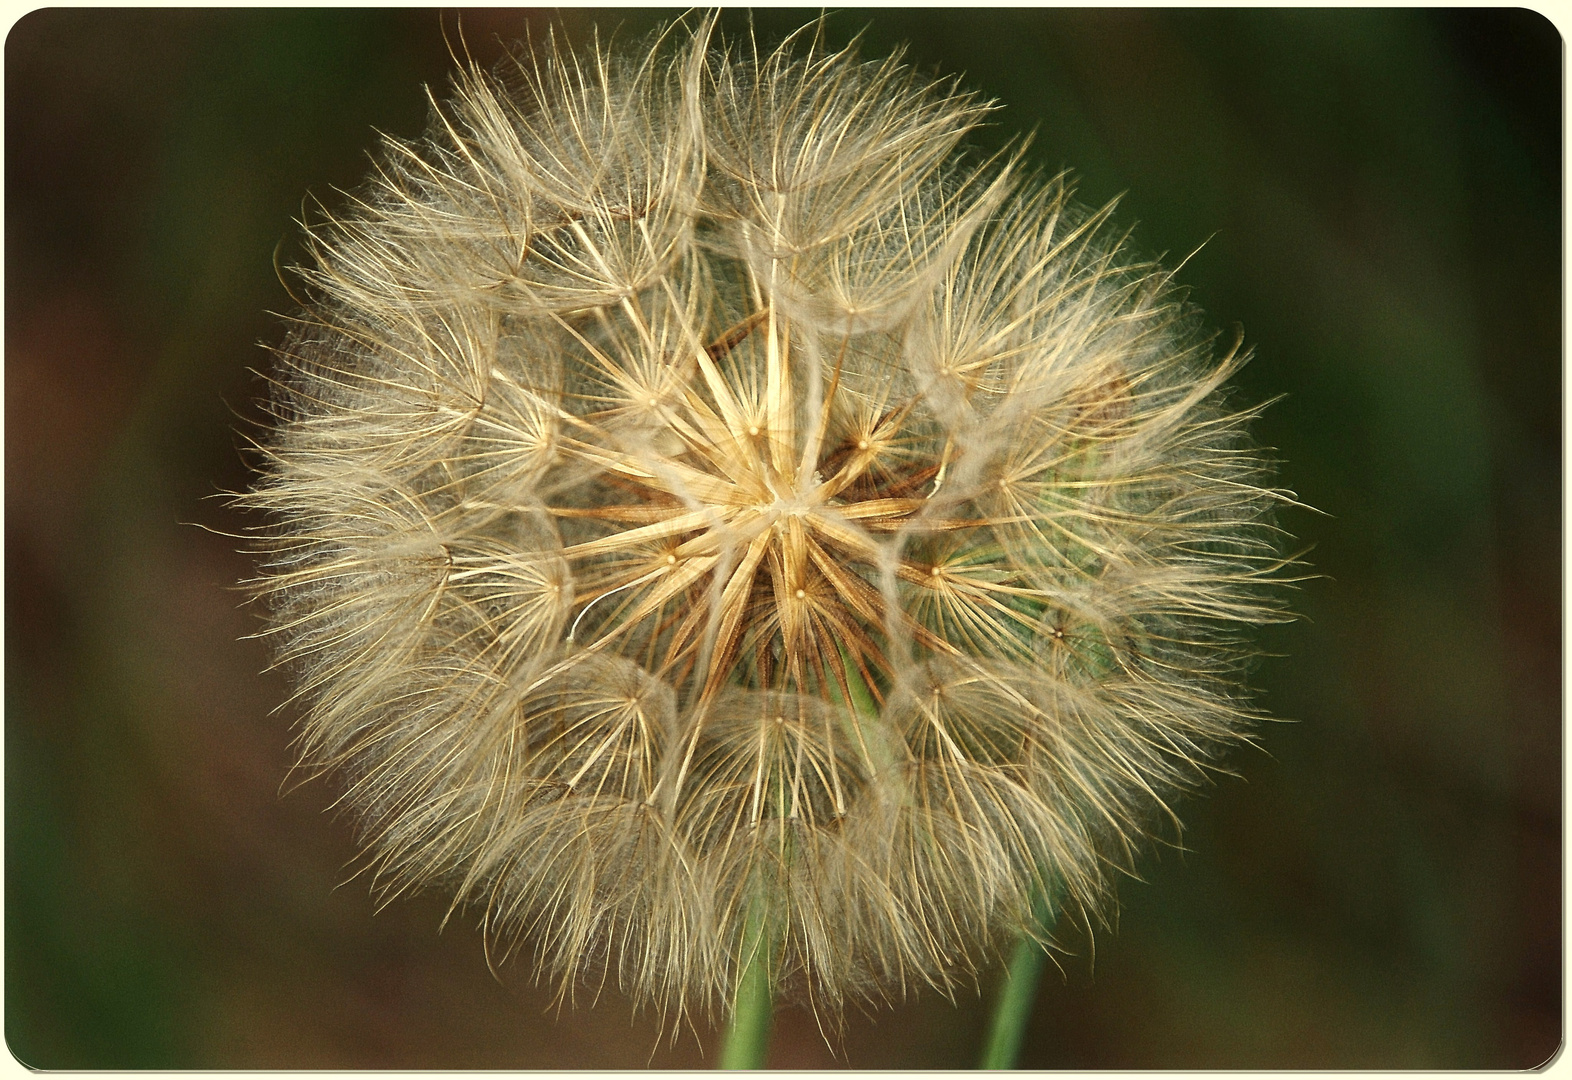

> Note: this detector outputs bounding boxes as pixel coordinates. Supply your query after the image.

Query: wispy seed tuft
[239,17,1299,1028]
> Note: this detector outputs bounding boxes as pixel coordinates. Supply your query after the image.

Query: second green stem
[978,884,1054,1069]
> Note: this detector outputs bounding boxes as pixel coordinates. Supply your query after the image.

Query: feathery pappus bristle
[238,15,1299,1029]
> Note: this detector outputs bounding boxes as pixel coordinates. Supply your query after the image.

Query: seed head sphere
[243,18,1294,1024]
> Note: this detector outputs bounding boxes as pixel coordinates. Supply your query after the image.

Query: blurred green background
[6,8,1560,1069]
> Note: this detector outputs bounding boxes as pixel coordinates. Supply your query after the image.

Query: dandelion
[240,15,1295,1048]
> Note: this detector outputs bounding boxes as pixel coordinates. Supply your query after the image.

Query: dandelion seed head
[241,16,1296,1028]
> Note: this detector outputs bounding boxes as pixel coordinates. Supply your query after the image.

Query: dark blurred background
[5,8,1560,1069]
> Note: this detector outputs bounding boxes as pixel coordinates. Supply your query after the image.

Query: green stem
[978,885,1054,1070]
[720,903,774,1069]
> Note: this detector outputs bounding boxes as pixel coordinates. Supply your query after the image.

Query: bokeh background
[6,8,1560,1069]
